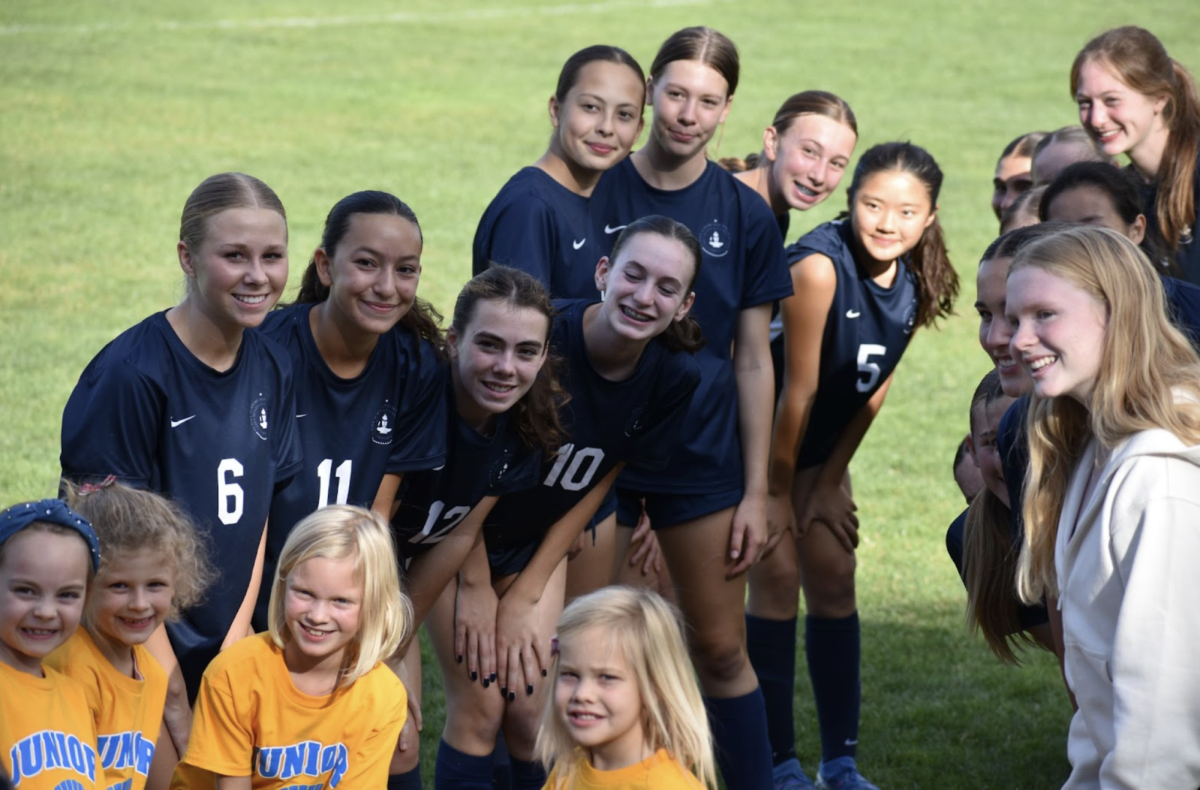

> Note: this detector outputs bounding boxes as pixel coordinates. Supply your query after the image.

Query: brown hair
[179,172,286,255]
[721,90,857,172]
[1071,26,1200,250]
[649,27,739,95]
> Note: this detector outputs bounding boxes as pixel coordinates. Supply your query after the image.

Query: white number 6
[217,458,244,525]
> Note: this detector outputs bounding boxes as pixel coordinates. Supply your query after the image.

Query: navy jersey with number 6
[254,302,448,626]
[779,219,918,467]
[592,158,792,494]
[60,311,302,697]
[390,369,542,560]
[483,299,701,551]
[473,167,607,300]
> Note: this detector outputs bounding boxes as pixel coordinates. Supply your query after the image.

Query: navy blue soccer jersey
[473,167,605,300]
[591,158,792,493]
[390,370,541,560]
[1138,149,1200,285]
[483,299,701,551]
[778,219,919,467]
[253,303,448,626]
[60,311,302,696]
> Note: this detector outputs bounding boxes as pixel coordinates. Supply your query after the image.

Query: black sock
[434,739,493,790]
[388,764,424,790]
[805,612,861,762]
[746,613,798,766]
[508,756,547,790]
[705,687,773,790]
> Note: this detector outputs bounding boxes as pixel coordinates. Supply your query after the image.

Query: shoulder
[1107,430,1200,502]
[645,750,707,789]
[483,169,562,217]
[259,303,309,340]
[202,632,278,682]
[787,220,852,264]
[354,662,407,710]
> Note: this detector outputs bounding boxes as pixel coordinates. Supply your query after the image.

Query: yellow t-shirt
[45,629,167,790]
[170,633,406,790]
[0,659,103,790]
[543,748,706,790]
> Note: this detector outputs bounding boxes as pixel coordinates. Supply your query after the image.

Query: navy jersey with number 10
[60,311,303,698]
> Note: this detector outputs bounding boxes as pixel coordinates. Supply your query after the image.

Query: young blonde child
[171,505,410,789]
[0,498,104,790]
[536,587,716,790]
[45,478,214,790]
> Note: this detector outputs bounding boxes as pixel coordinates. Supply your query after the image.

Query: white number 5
[856,344,887,393]
[217,458,244,525]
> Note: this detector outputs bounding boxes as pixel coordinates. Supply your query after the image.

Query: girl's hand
[728,492,769,578]
[627,507,662,575]
[495,595,550,703]
[799,477,859,552]
[764,491,796,556]
[398,696,422,752]
[454,579,498,687]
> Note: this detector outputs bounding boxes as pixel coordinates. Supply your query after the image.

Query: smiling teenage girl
[755,143,958,790]
[590,26,792,790]
[1072,26,1200,283]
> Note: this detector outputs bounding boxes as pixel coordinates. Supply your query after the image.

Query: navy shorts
[486,495,619,578]
[615,486,743,530]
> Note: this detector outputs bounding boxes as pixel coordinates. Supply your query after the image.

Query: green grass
[3,1,1199,787]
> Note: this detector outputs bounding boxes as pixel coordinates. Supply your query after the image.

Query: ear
[718,94,734,126]
[965,433,978,465]
[177,241,196,278]
[445,326,459,360]
[1154,92,1169,115]
[763,125,779,163]
[1129,214,1147,245]
[594,256,612,295]
[314,248,334,288]
[674,290,696,322]
[548,95,562,129]
[924,206,939,231]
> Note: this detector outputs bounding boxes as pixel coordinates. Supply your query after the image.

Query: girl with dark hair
[590,26,792,790]
[1072,25,1200,282]
[992,131,1047,221]
[754,143,958,790]
[437,216,704,790]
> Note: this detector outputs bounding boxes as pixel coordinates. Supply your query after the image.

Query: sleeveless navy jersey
[252,303,448,627]
[390,370,541,560]
[483,299,701,551]
[945,507,968,582]
[60,311,302,697]
[998,395,1030,544]
[1138,148,1200,285]
[1162,276,1200,349]
[473,167,605,300]
[591,157,792,493]
[776,220,919,466]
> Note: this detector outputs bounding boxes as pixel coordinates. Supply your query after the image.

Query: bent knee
[689,634,749,685]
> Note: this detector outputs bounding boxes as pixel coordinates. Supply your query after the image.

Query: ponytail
[718,154,759,173]
[1157,59,1200,250]
[909,216,959,327]
[660,315,706,354]
[962,489,1033,664]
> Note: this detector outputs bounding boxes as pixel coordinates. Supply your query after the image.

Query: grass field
[3,1,1199,787]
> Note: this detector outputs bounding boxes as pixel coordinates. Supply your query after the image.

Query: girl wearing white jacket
[1006,224,1200,790]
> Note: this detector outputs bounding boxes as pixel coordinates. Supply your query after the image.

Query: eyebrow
[624,260,684,290]
[352,246,419,262]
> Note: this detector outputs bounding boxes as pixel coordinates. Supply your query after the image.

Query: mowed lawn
[3,1,1198,787]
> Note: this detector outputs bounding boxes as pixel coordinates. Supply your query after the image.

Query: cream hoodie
[1056,428,1200,790]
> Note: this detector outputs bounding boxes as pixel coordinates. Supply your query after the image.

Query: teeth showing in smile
[120,616,154,628]
[621,306,652,322]
[235,294,267,305]
[795,184,818,198]
[1028,356,1056,371]
[484,382,515,393]
[22,628,56,636]
[302,625,329,638]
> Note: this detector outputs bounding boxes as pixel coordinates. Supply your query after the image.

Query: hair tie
[79,474,118,494]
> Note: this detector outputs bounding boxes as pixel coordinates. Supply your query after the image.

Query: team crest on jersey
[490,449,514,486]
[250,394,271,440]
[372,401,398,446]
[700,220,732,258]
[624,404,648,437]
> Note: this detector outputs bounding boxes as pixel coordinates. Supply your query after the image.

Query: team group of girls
[3,18,1196,790]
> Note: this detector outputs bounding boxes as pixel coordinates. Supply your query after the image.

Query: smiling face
[0,529,90,676]
[554,625,649,771]
[992,153,1033,221]
[646,59,731,163]
[1007,266,1109,406]
[1075,58,1168,164]
[850,169,936,266]
[282,554,362,676]
[595,232,695,345]
[448,299,550,431]
[178,207,289,332]
[1043,184,1146,244]
[976,256,1030,397]
[765,114,856,212]
[316,212,422,340]
[551,60,645,173]
[88,548,174,653]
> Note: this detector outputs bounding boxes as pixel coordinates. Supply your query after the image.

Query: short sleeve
[739,195,792,309]
[61,354,163,488]
[474,195,557,286]
[181,665,254,778]
[270,355,303,484]
[386,343,449,474]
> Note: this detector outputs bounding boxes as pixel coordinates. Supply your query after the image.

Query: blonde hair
[63,479,214,625]
[536,587,716,789]
[1014,226,1200,603]
[267,505,410,687]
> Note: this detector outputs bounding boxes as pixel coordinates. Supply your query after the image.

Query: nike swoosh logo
[296,413,307,419]
[572,238,586,250]
[604,224,626,235]
[170,416,195,428]
[846,310,861,319]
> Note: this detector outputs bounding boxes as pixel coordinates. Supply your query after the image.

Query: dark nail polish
[541,669,547,677]
[470,671,477,681]
[489,673,496,683]
[501,686,507,697]
[456,655,462,664]
[508,691,515,702]
[526,684,533,696]
[482,678,490,688]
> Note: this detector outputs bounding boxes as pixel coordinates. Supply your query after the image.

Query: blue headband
[0,499,101,572]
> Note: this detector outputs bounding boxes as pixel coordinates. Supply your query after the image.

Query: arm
[216,778,252,790]
[495,465,623,692]
[222,519,267,647]
[372,473,403,520]
[728,302,776,576]
[766,254,838,549]
[145,624,191,754]
[454,538,499,686]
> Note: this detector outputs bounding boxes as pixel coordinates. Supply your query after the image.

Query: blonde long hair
[536,587,716,789]
[267,505,411,687]
[1014,226,1200,603]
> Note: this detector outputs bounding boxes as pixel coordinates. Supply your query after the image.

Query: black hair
[555,45,645,102]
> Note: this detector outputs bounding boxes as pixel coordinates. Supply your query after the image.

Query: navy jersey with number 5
[484,299,701,551]
[254,303,448,625]
[592,158,792,494]
[390,369,542,560]
[779,219,918,467]
[60,311,302,697]
[473,167,607,300]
